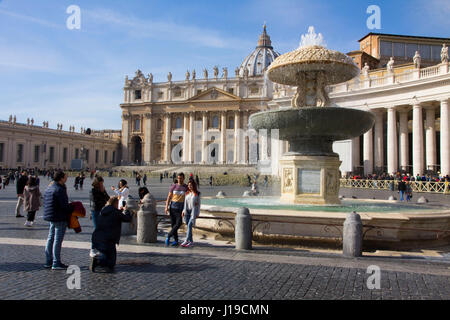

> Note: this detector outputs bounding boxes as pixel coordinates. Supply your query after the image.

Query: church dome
[239,25,281,77]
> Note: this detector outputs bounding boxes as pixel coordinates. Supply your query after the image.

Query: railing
[340,179,450,194]
[326,62,449,94]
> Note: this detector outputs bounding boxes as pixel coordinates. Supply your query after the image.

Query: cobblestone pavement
[0,176,449,300]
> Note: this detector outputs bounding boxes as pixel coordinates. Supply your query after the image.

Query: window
[75,148,79,159]
[175,117,182,129]
[34,145,40,163]
[406,43,418,58]
[134,90,142,100]
[196,89,202,95]
[63,148,68,163]
[174,88,182,97]
[95,150,99,164]
[250,87,259,94]
[17,144,24,163]
[419,44,431,60]
[393,42,405,58]
[158,92,164,99]
[49,147,55,163]
[0,143,4,162]
[380,41,392,57]
[85,149,90,162]
[104,151,108,164]
[212,116,219,128]
[228,117,234,129]
[134,118,141,131]
[432,45,442,61]
[227,88,234,94]
[112,151,116,163]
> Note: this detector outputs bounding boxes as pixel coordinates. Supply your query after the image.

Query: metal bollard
[137,194,158,243]
[343,211,363,257]
[235,207,252,250]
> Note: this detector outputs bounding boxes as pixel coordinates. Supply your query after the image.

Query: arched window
[134,118,141,131]
[175,117,182,129]
[228,117,234,129]
[212,116,219,128]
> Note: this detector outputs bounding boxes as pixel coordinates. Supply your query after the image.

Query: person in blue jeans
[181,180,201,247]
[43,170,74,270]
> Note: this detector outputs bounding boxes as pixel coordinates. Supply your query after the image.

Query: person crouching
[90,196,132,273]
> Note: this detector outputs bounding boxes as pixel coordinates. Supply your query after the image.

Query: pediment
[188,87,240,102]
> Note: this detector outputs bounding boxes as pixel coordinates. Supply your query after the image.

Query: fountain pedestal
[281,155,341,205]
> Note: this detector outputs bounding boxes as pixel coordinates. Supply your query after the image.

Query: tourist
[251,181,259,196]
[90,196,132,273]
[263,175,268,188]
[209,175,213,187]
[143,174,147,186]
[160,173,163,183]
[195,175,200,187]
[398,179,406,201]
[136,173,141,186]
[406,181,412,202]
[111,179,129,210]
[15,170,28,218]
[164,172,188,246]
[90,176,110,230]
[43,170,74,270]
[79,173,85,190]
[74,174,81,190]
[23,176,42,227]
[181,180,201,248]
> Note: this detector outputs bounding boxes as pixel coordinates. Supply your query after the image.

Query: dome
[239,25,280,77]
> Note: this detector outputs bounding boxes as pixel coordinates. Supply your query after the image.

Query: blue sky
[0,0,449,130]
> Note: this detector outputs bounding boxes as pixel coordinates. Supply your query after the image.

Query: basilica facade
[120,26,280,167]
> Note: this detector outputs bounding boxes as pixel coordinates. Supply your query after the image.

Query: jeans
[15,196,24,216]
[91,209,100,230]
[27,211,36,222]
[94,241,117,269]
[45,221,67,266]
[184,210,196,243]
[399,191,405,201]
[168,202,183,242]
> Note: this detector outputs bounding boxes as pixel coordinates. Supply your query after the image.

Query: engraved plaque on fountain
[298,169,321,194]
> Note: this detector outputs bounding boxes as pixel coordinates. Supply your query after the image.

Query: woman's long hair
[187,180,200,196]
[26,176,37,187]
[92,176,104,190]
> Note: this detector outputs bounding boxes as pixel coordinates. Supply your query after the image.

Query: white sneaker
[24,221,31,227]
[180,240,189,247]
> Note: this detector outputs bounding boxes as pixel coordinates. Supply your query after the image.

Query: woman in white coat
[111,179,129,210]
[181,180,200,247]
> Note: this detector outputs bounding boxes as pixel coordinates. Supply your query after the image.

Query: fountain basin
[249,107,375,155]
[195,197,450,249]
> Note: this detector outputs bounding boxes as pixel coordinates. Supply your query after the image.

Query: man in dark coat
[43,170,74,270]
[15,171,28,217]
[90,196,132,273]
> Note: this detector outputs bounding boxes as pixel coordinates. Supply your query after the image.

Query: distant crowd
[347,172,450,183]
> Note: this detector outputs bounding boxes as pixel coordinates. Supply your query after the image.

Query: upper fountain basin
[267,45,360,86]
[249,107,375,142]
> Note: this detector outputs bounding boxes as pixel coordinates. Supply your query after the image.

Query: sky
[0,0,449,131]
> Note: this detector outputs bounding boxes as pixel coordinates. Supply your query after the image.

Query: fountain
[250,26,374,205]
[196,28,450,249]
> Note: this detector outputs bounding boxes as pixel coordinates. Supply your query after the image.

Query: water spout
[299,26,327,48]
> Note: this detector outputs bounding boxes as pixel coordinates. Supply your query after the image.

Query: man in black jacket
[90,196,132,273]
[15,171,28,217]
[43,170,74,270]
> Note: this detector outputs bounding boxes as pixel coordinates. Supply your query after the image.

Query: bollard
[137,193,158,243]
[343,211,363,257]
[121,196,138,236]
[235,207,252,250]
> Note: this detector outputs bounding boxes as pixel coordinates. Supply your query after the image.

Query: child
[23,176,41,227]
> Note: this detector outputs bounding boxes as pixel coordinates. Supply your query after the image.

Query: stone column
[234,111,240,164]
[398,109,409,172]
[441,99,450,176]
[243,111,249,164]
[374,110,384,171]
[144,113,152,164]
[189,112,195,163]
[220,111,226,164]
[412,103,424,176]
[425,106,437,172]
[387,107,398,174]
[351,137,360,173]
[201,112,208,164]
[183,113,189,163]
[363,128,373,175]
[164,113,171,163]
[121,114,130,164]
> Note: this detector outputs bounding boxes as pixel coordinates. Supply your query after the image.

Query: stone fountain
[250,27,375,205]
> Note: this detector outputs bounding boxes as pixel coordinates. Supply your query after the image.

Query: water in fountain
[299,26,327,48]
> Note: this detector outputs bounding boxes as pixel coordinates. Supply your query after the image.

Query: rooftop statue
[203,68,208,79]
[185,70,190,81]
[192,70,196,80]
[413,51,421,69]
[441,44,449,63]
[362,63,370,77]
[167,72,172,82]
[213,66,219,78]
[148,73,153,84]
[387,57,395,73]
[223,67,228,79]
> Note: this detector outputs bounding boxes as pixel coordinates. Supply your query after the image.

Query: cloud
[85,8,253,50]
[0,8,62,29]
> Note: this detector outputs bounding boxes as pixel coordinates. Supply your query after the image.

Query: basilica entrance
[131,136,142,164]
